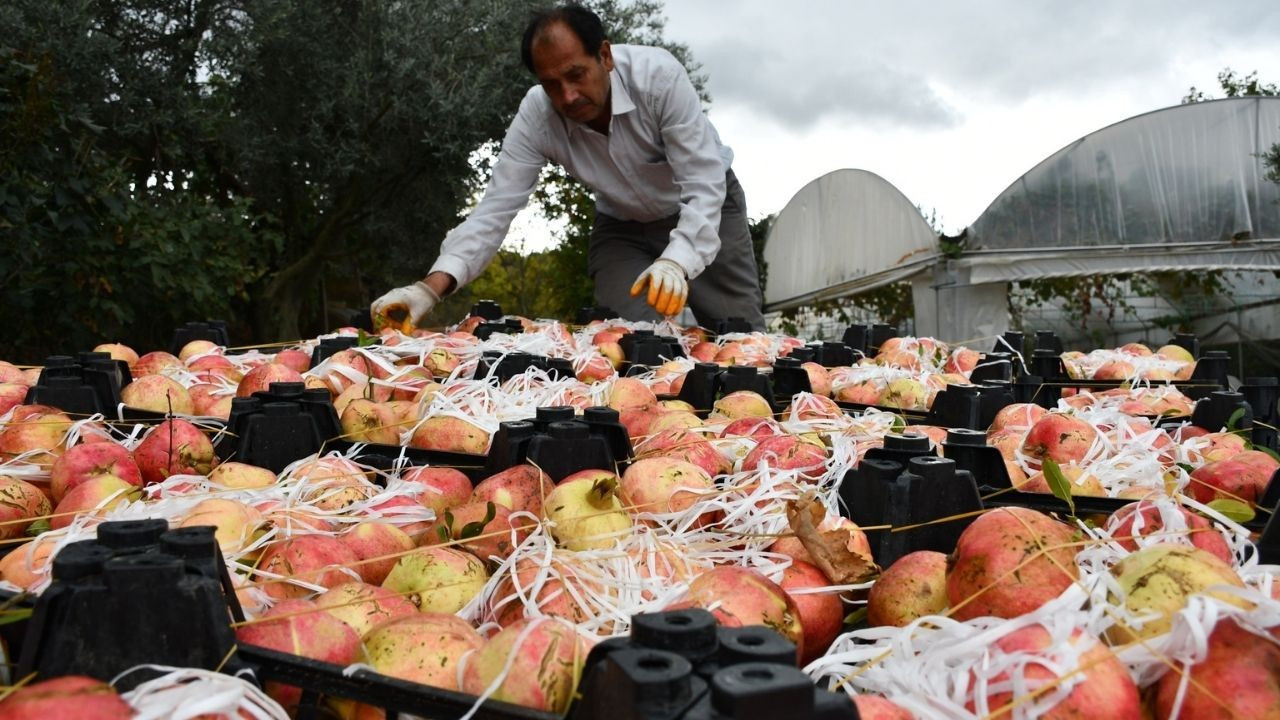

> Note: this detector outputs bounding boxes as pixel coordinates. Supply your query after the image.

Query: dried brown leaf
[785,493,879,585]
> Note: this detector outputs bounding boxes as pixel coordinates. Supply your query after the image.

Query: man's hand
[629,259,688,317]
[370,281,441,333]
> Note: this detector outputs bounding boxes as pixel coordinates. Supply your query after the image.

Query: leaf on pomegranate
[785,494,879,585]
[1226,407,1246,432]
[1041,458,1076,517]
[0,608,32,626]
[843,607,868,626]
[457,522,485,539]
[889,414,907,435]
[590,475,619,503]
[459,502,497,540]
[24,518,50,537]
[1207,498,1255,524]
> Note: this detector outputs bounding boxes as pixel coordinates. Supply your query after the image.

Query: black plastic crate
[1241,378,1280,452]
[168,320,231,357]
[475,352,576,383]
[569,610,854,720]
[709,318,754,337]
[240,643,560,720]
[840,435,984,567]
[24,353,132,416]
[1,520,550,719]
[839,425,1280,571]
[14,521,247,689]
[310,335,362,368]
[1017,343,1228,410]
[333,405,633,485]
[840,323,897,359]
[839,429,1280,568]
[831,382,1015,432]
[677,364,778,417]
[575,306,617,324]
[5,520,850,720]
[215,382,339,471]
[940,428,1280,535]
[619,329,685,367]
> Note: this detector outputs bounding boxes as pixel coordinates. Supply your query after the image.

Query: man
[371,3,764,330]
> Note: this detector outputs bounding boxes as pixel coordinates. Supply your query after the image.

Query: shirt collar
[610,69,636,116]
[565,69,635,137]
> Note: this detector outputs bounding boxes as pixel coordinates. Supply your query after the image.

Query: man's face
[530,22,613,126]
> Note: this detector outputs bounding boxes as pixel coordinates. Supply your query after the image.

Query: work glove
[370,281,440,333]
[630,259,688,318]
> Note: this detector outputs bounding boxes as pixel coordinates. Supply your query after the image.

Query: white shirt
[430,45,734,288]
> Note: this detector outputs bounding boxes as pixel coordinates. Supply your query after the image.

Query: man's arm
[653,59,729,281]
[428,94,548,291]
[421,270,457,297]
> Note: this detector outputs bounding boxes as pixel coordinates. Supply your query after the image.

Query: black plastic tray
[841,430,1280,567]
[2,519,850,720]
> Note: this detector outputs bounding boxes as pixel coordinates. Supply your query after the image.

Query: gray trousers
[587,170,766,330]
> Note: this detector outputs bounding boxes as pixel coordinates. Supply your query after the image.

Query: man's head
[522,4,613,127]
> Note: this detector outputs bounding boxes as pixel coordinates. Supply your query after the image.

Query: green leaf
[0,608,33,626]
[443,509,454,533]
[356,329,377,347]
[1041,458,1076,517]
[24,519,50,537]
[458,521,487,540]
[1175,462,1195,475]
[435,524,450,543]
[1207,498,1256,524]
[843,607,868,626]
[0,0,693,358]
[889,414,907,435]
[1226,407,1247,432]
[458,502,497,540]
[1256,445,1280,463]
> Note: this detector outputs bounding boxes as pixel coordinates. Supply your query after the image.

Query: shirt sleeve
[430,94,547,289]
[653,62,728,280]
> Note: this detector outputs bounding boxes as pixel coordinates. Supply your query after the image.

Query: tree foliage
[0,39,279,361]
[2,0,699,361]
[1183,68,1279,103]
[462,248,560,319]
[748,213,771,298]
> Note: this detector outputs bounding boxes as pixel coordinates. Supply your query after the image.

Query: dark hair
[521,3,608,73]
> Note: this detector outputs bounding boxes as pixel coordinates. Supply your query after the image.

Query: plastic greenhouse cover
[763,168,939,310]
[971,97,1280,252]
[762,98,1280,311]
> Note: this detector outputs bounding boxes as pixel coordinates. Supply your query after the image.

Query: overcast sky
[507,0,1280,246]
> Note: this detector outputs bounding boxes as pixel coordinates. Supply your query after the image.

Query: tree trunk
[258,189,361,342]
[258,246,322,342]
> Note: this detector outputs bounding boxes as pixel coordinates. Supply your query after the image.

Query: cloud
[653,0,1280,229]
[695,40,958,130]
[663,0,1280,126]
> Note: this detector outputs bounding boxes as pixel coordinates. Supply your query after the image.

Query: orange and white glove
[370,281,440,333]
[630,259,688,318]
